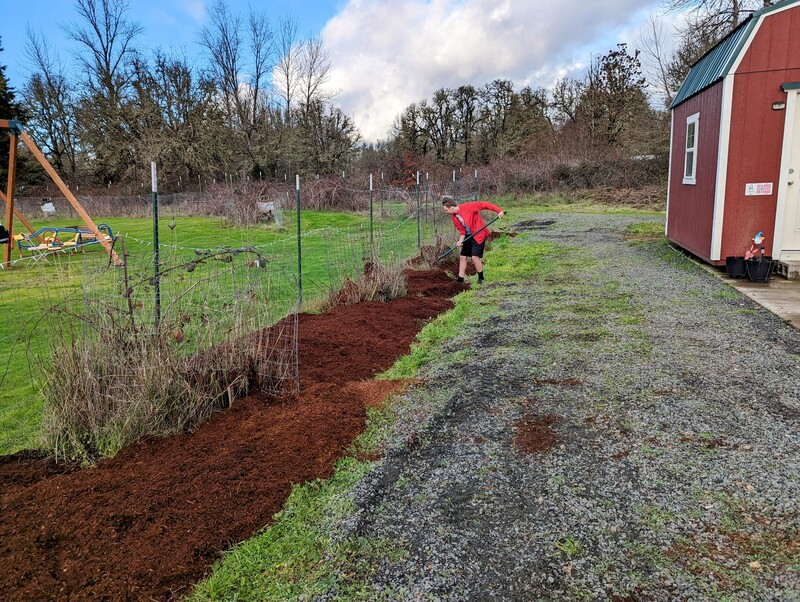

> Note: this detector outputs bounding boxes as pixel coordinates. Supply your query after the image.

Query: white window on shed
[683,113,699,185]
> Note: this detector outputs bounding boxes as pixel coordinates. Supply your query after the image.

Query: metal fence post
[296,174,302,303]
[151,161,161,329]
[428,172,435,234]
[369,174,374,257]
[416,171,421,249]
[452,169,457,201]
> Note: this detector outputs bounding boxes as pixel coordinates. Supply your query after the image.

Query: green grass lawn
[0,208,445,455]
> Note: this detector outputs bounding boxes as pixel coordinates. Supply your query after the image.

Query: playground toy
[0,119,122,267]
[12,223,114,258]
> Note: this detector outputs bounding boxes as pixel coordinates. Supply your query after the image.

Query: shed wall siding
[723,6,800,258]
[667,82,723,261]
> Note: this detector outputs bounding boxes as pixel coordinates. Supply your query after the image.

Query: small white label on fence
[745,182,773,196]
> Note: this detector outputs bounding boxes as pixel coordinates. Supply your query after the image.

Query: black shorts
[460,238,485,258]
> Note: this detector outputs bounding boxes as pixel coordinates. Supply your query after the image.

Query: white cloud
[147,1,205,30]
[322,0,668,142]
[181,0,206,22]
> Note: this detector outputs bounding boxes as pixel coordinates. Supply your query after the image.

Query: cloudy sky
[4,0,681,142]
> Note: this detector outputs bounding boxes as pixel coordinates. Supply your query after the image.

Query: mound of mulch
[582,185,666,209]
[512,414,562,453]
[0,266,467,602]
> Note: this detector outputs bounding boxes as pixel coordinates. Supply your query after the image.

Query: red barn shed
[666,0,800,269]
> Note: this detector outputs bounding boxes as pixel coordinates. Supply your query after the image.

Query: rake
[437,214,504,261]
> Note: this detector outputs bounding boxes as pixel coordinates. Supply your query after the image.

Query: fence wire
[0,176,487,455]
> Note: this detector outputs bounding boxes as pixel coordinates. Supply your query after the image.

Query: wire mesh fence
[0,174,488,457]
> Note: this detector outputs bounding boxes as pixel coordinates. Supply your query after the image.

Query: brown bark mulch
[0,266,466,601]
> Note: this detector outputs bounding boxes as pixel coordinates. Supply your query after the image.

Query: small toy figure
[745,232,765,260]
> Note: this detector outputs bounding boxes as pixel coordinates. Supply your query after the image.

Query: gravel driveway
[320,213,800,601]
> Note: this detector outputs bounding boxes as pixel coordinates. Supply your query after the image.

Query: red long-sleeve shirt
[450,201,503,244]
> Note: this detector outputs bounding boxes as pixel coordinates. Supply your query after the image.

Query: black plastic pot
[725,256,747,279]
[745,257,774,282]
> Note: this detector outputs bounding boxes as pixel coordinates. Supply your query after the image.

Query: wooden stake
[3,132,17,267]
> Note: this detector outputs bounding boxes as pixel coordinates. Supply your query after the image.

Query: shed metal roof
[670,0,800,108]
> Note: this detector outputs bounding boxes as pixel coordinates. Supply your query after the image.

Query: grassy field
[0,207,443,455]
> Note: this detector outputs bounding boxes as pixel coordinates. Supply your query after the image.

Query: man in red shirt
[442,197,504,284]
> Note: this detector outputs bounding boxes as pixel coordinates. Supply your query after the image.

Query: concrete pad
[710,268,800,329]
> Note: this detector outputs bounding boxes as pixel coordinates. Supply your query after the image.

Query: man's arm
[474,201,503,215]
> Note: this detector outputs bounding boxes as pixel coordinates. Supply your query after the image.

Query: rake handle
[437,214,503,261]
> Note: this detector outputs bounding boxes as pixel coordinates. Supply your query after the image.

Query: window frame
[683,112,700,185]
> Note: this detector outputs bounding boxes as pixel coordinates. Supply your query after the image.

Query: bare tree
[550,77,583,125]
[23,27,80,178]
[63,0,142,182]
[663,0,773,39]
[579,44,649,148]
[451,85,483,164]
[477,79,515,160]
[274,15,300,123]
[419,90,457,162]
[198,0,243,128]
[247,8,274,129]
[199,1,274,168]
[298,35,334,112]
[64,0,142,104]
[666,14,726,95]
[637,14,676,108]
[129,51,227,182]
[297,99,360,172]
[390,102,429,155]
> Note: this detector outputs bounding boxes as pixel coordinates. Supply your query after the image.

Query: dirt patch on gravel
[515,219,556,231]
[512,414,562,453]
[0,266,466,602]
[532,378,583,387]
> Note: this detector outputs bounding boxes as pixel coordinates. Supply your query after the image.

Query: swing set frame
[1,119,122,267]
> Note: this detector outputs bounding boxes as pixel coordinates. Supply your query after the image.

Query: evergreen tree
[0,36,28,184]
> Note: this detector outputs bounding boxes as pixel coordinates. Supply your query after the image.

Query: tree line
[383,44,660,168]
[3,0,359,188]
[371,0,776,187]
[0,0,777,193]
